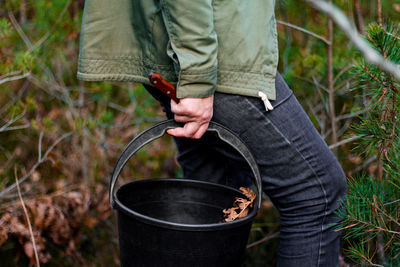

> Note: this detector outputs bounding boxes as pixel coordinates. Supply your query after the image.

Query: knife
[148,72,180,103]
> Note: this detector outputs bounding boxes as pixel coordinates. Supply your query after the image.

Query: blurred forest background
[0,0,399,266]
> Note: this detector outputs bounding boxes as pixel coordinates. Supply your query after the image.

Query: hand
[167,95,214,139]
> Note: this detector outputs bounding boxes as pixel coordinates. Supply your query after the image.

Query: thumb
[166,128,186,137]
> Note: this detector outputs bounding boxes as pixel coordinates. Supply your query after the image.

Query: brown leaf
[239,187,256,206]
[237,207,249,219]
[223,187,256,222]
[223,207,240,222]
[235,198,251,211]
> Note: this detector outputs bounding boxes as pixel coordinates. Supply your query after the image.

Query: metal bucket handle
[109,119,262,212]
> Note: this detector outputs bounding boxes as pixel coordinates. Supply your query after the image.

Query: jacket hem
[77,58,277,100]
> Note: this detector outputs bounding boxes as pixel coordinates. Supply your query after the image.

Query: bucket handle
[109,120,262,212]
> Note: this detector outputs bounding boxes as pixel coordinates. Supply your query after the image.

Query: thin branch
[372,203,400,228]
[353,0,365,35]
[0,132,72,198]
[306,0,400,80]
[336,117,352,138]
[353,155,377,173]
[8,11,59,84]
[383,30,400,41]
[0,72,31,85]
[38,131,44,161]
[377,0,382,26]
[347,215,400,235]
[0,111,26,132]
[0,83,28,116]
[335,107,371,121]
[312,75,330,115]
[15,167,40,267]
[327,0,337,154]
[333,65,353,85]
[246,232,280,249]
[276,20,331,45]
[384,199,400,206]
[31,0,71,52]
[311,73,329,93]
[0,124,30,132]
[8,11,33,50]
[107,102,132,114]
[0,71,22,80]
[329,135,365,149]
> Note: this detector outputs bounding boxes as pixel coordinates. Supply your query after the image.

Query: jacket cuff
[176,66,217,98]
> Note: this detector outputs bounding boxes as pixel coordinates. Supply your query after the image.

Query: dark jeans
[144,73,347,266]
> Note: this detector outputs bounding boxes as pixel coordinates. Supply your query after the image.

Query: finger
[174,114,193,123]
[166,129,175,136]
[166,127,186,137]
[192,123,209,139]
[167,122,199,138]
[170,99,187,116]
[182,122,199,137]
[170,99,178,113]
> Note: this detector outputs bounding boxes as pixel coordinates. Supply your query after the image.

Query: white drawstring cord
[258,91,274,111]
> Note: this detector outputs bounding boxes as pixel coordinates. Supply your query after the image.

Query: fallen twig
[15,167,40,267]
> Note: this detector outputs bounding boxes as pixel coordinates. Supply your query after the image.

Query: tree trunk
[328,0,337,155]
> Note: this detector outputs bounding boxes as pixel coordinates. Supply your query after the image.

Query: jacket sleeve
[160,0,218,98]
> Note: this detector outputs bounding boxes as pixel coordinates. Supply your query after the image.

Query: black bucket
[109,120,262,267]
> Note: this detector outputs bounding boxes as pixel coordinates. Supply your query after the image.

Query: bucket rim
[109,120,263,211]
[113,178,258,232]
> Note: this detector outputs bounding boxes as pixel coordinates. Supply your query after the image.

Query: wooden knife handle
[148,72,179,103]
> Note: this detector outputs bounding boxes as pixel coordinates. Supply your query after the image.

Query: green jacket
[77,0,278,100]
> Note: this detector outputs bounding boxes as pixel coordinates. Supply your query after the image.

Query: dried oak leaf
[239,187,256,207]
[223,187,256,222]
[223,207,240,222]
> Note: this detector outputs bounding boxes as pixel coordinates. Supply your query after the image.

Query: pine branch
[345,214,400,235]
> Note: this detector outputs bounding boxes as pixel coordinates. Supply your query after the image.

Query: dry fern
[0,185,111,264]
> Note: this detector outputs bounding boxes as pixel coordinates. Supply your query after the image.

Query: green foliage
[0,18,12,38]
[340,23,400,266]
